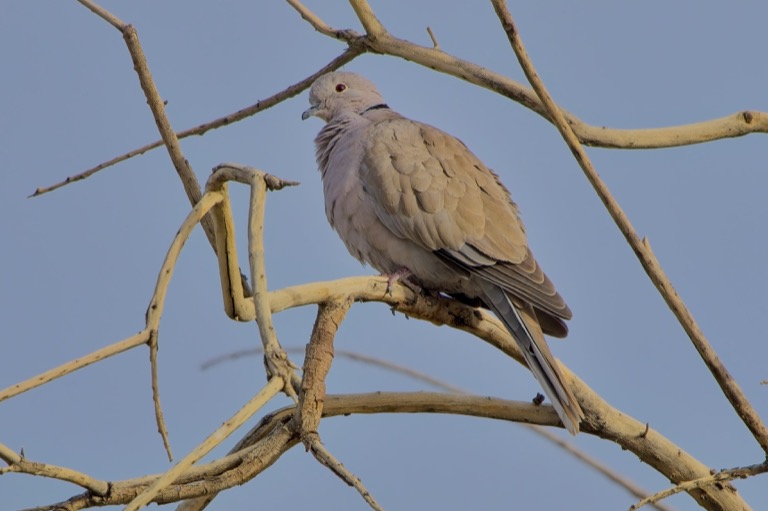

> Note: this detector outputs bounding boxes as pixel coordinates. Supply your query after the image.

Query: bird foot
[383,267,421,295]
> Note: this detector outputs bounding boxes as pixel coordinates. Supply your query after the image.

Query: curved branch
[205,164,302,395]
[205,390,749,511]
[287,0,768,151]
[25,390,753,511]
[30,394,559,511]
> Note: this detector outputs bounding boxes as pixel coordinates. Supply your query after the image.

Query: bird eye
[335,83,347,92]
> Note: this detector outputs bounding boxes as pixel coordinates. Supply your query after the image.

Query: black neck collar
[362,103,390,114]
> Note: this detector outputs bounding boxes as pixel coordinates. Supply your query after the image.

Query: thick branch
[348,0,385,38]
[296,299,352,445]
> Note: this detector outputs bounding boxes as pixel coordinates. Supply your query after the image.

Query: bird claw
[383,267,421,295]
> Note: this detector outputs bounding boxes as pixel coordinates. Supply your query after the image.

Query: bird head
[302,71,386,122]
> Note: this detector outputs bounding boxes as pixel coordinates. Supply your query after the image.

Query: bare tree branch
[75,0,125,29]
[148,328,173,461]
[0,449,109,496]
[124,378,284,511]
[629,462,768,511]
[206,164,302,397]
[0,330,150,403]
[287,0,768,150]
[490,0,768,457]
[292,299,383,510]
[296,300,352,446]
[30,48,361,198]
[9,2,766,511]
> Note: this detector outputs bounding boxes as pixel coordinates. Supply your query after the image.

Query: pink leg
[383,267,420,294]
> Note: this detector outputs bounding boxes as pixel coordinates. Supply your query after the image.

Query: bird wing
[360,118,571,323]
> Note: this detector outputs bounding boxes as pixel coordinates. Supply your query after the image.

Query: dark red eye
[335,83,347,92]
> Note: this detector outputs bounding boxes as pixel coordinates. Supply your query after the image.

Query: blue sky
[2,2,767,510]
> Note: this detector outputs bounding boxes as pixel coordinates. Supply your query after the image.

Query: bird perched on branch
[302,71,584,434]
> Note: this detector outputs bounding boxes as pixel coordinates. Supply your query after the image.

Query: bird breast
[316,118,470,293]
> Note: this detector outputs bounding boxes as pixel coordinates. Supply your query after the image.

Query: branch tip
[426,26,440,49]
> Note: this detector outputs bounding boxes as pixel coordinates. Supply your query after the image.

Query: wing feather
[361,118,570,327]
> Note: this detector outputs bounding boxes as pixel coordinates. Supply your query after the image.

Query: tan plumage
[303,72,584,434]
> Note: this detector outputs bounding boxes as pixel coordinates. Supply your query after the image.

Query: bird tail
[478,281,584,435]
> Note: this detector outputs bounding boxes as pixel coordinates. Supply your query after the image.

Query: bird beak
[301,105,318,121]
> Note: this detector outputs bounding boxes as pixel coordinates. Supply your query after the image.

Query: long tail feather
[478,281,584,434]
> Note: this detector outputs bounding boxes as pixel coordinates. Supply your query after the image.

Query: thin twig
[0,448,110,495]
[142,191,226,458]
[75,0,125,29]
[148,329,172,462]
[123,378,284,511]
[30,48,361,198]
[0,330,149,403]
[203,347,467,393]
[308,441,385,511]
[490,0,768,457]
[629,462,768,510]
[426,26,440,49]
[527,428,676,511]
[285,0,359,38]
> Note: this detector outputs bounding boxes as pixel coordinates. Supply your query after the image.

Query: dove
[302,71,584,434]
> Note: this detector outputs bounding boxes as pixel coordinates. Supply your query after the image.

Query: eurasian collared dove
[302,71,584,434]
